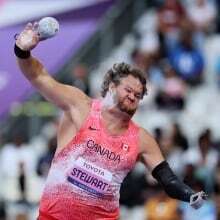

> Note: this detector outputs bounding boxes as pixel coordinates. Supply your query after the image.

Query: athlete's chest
[75,131,138,172]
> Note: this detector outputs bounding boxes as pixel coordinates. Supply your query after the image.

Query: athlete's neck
[100,91,132,134]
[101,107,130,135]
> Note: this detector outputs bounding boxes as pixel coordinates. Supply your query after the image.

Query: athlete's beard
[102,90,137,116]
[117,98,137,116]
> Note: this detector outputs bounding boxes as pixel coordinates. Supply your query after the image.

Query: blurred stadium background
[1,0,220,219]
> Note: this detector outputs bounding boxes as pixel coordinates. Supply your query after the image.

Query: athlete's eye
[135,93,142,100]
[125,88,132,93]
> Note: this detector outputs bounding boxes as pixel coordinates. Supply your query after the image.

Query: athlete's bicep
[139,128,165,171]
[17,55,89,110]
[31,72,89,110]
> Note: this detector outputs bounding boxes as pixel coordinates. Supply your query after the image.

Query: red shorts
[38,203,119,220]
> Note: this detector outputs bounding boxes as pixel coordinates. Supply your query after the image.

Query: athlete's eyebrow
[124,85,142,99]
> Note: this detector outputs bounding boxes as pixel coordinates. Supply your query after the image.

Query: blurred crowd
[1,0,220,219]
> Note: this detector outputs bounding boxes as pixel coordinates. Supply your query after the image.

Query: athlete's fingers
[33,22,39,32]
[24,22,33,31]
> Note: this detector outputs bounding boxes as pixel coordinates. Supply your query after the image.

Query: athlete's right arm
[15,23,90,111]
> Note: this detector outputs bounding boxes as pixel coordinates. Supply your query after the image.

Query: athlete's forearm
[16,53,47,82]
[152,161,194,202]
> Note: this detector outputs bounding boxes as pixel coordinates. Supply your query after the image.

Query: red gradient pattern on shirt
[38,99,139,220]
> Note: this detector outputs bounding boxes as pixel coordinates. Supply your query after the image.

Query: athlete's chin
[119,105,136,116]
[117,100,137,116]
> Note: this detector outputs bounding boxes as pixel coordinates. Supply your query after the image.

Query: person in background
[144,186,180,220]
[71,64,91,96]
[36,136,57,178]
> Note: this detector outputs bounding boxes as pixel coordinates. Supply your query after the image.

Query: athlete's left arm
[138,127,207,209]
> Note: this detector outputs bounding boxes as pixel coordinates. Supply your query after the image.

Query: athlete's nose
[128,93,135,102]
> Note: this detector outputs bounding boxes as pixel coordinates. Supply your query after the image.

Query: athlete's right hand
[15,22,40,51]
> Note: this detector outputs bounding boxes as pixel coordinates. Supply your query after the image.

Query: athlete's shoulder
[89,98,102,112]
[138,127,157,150]
[130,119,141,130]
[139,126,152,137]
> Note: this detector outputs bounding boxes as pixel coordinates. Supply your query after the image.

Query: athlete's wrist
[14,43,31,59]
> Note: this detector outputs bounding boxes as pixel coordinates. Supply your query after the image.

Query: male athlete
[14,23,207,220]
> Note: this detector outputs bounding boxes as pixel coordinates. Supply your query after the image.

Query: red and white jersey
[38,99,139,220]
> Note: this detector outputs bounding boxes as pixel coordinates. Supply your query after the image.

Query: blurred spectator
[215,55,220,89]
[170,122,189,151]
[71,64,91,95]
[169,29,205,86]
[157,131,186,178]
[186,0,217,49]
[138,32,160,58]
[131,48,150,72]
[157,0,186,53]
[120,163,148,207]
[0,200,6,220]
[183,163,197,188]
[18,162,27,203]
[15,213,28,220]
[131,48,165,90]
[182,130,219,193]
[165,122,189,176]
[153,127,164,146]
[216,0,220,33]
[214,159,220,194]
[215,195,220,220]
[144,187,180,220]
[186,0,217,33]
[0,133,4,147]
[214,159,220,220]
[148,62,165,89]
[155,63,186,110]
[36,136,56,178]
[0,134,37,202]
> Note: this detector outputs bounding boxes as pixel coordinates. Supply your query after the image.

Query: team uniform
[38,99,140,220]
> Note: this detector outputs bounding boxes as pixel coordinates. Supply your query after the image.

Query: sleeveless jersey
[38,99,140,220]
